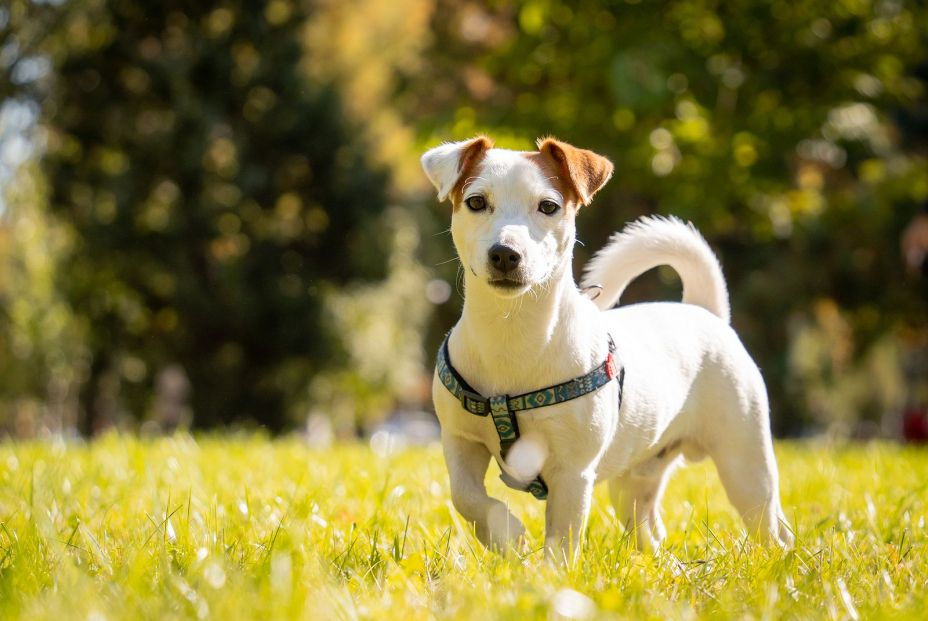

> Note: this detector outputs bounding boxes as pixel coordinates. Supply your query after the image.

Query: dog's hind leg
[442,433,526,551]
[699,348,794,547]
[708,426,793,547]
[608,458,678,551]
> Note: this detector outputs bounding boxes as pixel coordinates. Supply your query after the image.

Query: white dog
[421,136,792,559]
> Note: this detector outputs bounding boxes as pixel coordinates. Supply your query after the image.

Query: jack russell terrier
[421,136,792,559]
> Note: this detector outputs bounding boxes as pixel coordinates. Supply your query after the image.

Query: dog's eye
[538,200,560,215]
[465,195,487,212]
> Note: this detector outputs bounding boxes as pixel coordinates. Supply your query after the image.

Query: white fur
[582,216,730,323]
[421,141,469,202]
[423,141,792,561]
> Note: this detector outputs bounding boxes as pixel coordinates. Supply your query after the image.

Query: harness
[436,334,625,500]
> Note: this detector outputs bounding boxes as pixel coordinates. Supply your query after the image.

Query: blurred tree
[10,0,395,432]
[406,0,928,433]
[298,0,439,435]
[4,0,927,436]
[0,161,86,437]
[1,1,86,436]
[303,0,434,189]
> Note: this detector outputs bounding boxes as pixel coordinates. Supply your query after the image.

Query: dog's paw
[777,520,796,549]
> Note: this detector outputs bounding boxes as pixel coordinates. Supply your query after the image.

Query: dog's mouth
[488,278,528,290]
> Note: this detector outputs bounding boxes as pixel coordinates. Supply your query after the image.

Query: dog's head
[421,136,613,298]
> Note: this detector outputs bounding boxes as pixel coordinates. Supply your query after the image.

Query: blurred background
[1,0,926,441]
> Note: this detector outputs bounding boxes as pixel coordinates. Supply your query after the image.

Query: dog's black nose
[488,243,522,273]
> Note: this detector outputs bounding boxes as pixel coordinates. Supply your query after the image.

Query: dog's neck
[459,266,574,344]
[451,256,600,393]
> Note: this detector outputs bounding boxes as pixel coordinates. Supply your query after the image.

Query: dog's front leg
[544,468,595,563]
[443,433,526,550]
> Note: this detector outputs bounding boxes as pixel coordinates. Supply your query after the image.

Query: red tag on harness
[605,352,617,379]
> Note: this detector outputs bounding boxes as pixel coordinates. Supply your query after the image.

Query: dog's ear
[421,136,494,203]
[536,137,613,206]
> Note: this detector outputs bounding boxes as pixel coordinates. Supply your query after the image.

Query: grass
[0,434,925,620]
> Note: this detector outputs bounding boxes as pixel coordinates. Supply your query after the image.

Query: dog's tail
[581,215,730,323]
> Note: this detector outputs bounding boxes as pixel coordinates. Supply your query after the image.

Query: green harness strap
[436,335,624,500]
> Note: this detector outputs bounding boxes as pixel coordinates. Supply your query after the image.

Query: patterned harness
[436,334,625,499]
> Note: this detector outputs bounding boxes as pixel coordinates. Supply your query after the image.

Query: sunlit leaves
[5,1,400,430]
[410,0,928,432]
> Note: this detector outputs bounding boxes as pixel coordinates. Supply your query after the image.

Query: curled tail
[581,216,730,323]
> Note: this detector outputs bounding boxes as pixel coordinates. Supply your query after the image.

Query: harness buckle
[605,352,618,380]
[460,389,489,415]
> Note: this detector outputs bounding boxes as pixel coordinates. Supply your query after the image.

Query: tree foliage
[405,0,928,432]
[5,0,396,431]
[2,0,927,435]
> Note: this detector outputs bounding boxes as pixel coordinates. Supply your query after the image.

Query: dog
[421,136,793,559]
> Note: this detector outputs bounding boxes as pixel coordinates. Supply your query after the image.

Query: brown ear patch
[522,151,580,208]
[450,135,493,209]
[536,137,613,206]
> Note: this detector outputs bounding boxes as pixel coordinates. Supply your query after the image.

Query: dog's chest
[433,369,616,468]
[432,381,501,448]
[451,342,601,399]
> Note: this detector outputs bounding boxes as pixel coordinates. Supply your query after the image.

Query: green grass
[0,435,925,620]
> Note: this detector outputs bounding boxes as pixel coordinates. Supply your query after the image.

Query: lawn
[0,435,925,620]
